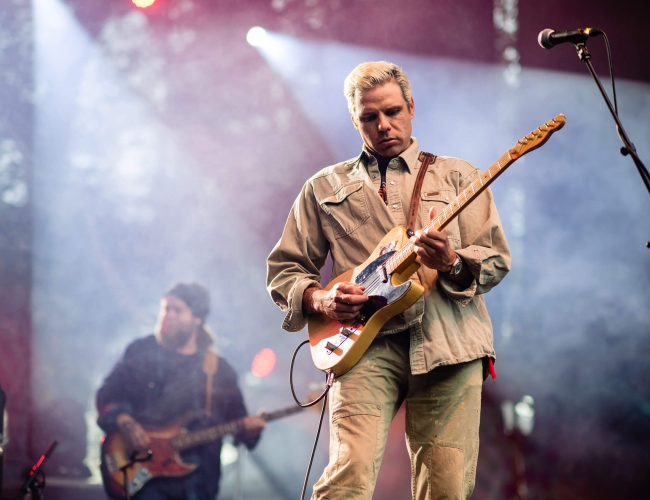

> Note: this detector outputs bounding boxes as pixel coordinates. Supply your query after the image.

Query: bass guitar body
[101,422,197,499]
[100,404,306,500]
[308,226,424,376]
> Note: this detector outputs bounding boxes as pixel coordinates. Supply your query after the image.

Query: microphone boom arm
[573,42,650,197]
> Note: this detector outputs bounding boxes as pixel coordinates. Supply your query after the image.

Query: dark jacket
[96,335,257,497]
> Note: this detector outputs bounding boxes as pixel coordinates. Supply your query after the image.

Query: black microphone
[538,28,602,49]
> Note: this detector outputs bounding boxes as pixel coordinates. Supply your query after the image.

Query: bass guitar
[308,114,566,376]
[100,405,305,499]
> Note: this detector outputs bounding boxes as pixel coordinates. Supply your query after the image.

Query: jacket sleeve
[266,180,330,332]
[437,167,511,305]
[95,344,138,434]
[217,360,261,450]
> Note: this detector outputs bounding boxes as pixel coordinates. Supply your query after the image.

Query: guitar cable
[289,340,335,500]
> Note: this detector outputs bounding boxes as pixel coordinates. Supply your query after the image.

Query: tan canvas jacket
[267,138,511,374]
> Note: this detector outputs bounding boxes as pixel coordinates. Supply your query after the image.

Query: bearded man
[96,282,264,500]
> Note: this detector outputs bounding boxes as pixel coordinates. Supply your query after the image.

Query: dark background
[0,0,648,499]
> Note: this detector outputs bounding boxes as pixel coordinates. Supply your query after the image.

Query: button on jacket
[267,138,511,375]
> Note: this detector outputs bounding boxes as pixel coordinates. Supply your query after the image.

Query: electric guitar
[100,405,305,499]
[308,114,566,376]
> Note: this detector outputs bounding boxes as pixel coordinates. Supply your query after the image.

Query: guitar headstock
[509,114,566,159]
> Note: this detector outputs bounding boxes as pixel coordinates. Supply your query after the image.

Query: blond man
[268,62,511,499]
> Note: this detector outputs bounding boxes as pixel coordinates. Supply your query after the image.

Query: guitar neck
[170,405,305,452]
[431,150,515,232]
[386,149,515,274]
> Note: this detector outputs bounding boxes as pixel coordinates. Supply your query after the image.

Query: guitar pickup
[325,333,350,354]
[325,326,360,354]
[339,327,354,337]
[325,342,338,352]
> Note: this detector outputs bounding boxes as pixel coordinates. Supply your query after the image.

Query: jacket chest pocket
[318,181,371,239]
[420,189,461,244]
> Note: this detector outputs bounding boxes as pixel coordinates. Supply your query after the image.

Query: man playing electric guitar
[267,62,511,499]
[96,282,265,500]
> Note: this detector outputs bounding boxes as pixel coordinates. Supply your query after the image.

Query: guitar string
[356,149,515,296]
[360,189,479,293]
[338,121,557,329]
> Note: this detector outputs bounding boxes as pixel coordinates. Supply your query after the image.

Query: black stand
[0,384,5,499]
[13,441,57,500]
[509,430,528,500]
[574,43,650,198]
[119,449,153,500]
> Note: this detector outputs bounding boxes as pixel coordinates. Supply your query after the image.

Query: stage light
[132,0,156,8]
[251,348,276,378]
[220,442,239,465]
[247,27,268,47]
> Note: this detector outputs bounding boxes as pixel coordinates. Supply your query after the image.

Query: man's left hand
[410,207,456,272]
[242,415,266,439]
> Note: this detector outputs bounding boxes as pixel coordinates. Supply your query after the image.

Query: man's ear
[409,97,415,118]
[350,112,359,130]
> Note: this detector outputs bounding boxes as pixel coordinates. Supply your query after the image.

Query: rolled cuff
[97,403,132,434]
[438,275,477,307]
[281,278,322,332]
[234,430,262,450]
[438,244,504,307]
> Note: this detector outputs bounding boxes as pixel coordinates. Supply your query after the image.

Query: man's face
[155,295,201,351]
[352,80,415,158]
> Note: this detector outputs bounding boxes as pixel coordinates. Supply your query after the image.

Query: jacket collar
[358,137,421,174]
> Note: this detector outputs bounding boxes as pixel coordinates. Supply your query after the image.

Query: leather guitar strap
[407,151,436,236]
[202,348,219,418]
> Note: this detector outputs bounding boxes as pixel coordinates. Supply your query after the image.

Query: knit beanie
[166,282,210,322]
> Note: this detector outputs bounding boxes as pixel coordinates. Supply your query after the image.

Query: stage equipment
[0,384,5,497]
[247,27,268,47]
[501,396,535,500]
[119,449,153,500]
[289,347,334,500]
[538,27,650,217]
[537,28,601,49]
[13,440,57,500]
[132,0,156,8]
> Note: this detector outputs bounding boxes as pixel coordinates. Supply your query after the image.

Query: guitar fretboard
[385,149,515,276]
[170,405,305,452]
[383,112,568,276]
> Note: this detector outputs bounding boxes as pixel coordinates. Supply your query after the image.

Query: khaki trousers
[311,332,484,500]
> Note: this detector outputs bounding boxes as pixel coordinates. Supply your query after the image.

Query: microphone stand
[574,43,650,199]
[14,441,57,500]
[0,384,5,499]
[119,449,153,500]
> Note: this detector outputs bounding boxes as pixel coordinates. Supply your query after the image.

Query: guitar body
[101,422,198,500]
[308,226,424,376]
[100,404,305,500]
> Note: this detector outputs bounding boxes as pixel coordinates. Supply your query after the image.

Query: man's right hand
[116,413,151,454]
[303,283,368,320]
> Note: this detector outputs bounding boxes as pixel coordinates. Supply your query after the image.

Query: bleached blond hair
[343,61,413,115]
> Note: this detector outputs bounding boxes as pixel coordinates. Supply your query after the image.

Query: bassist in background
[96,282,265,500]
[267,61,511,499]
